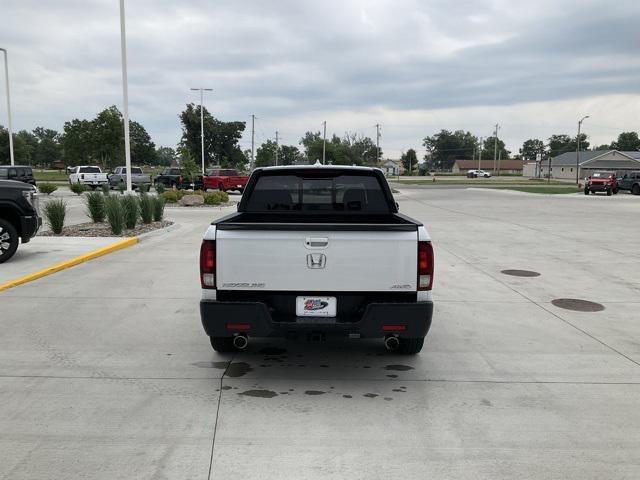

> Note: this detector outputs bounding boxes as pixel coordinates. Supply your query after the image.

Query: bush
[105,195,125,235]
[121,195,138,229]
[139,192,153,224]
[162,190,179,203]
[38,183,58,195]
[84,191,106,223]
[154,182,165,194]
[117,182,126,193]
[152,196,165,221]
[138,183,150,193]
[203,190,229,205]
[101,183,110,194]
[43,199,66,234]
[70,183,87,195]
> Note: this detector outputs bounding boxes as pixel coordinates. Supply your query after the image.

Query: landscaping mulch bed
[38,220,174,237]
[164,201,237,208]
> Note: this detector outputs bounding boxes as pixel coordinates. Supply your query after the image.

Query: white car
[199,165,434,355]
[68,166,109,189]
[467,169,492,178]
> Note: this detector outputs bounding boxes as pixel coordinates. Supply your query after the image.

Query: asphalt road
[1,187,639,479]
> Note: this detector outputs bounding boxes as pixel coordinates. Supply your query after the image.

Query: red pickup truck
[203,168,248,193]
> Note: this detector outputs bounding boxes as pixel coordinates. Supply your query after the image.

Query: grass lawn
[492,186,580,194]
[394,178,567,186]
[33,170,68,182]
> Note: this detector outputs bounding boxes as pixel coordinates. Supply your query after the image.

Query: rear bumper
[200,300,433,339]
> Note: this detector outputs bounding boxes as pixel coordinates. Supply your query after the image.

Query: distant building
[541,150,640,180]
[451,159,523,174]
[379,159,404,176]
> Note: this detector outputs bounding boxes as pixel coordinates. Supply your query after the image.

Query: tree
[129,121,156,165]
[520,139,545,161]
[300,131,325,163]
[548,133,589,158]
[179,103,247,170]
[401,149,418,175]
[92,106,125,169]
[611,131,640,151]
[255,140,278,167]
[481,136,510,160]
[155,146,176,167]
[422,130,477,171]
[33,127,62,167]
[62,119,95,166]
[279,145,303,166]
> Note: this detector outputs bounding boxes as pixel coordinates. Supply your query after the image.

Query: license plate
[296,296,336,317]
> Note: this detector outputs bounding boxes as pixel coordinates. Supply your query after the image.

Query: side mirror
[395,202,400,211]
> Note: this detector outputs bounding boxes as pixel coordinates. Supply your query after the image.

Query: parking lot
[1,186,639,479]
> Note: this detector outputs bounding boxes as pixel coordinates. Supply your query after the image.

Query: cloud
[1,0,639,158]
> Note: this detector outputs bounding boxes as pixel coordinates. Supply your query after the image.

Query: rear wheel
[606,187,612,196]
[584,188,589,195]
[632,184,640,195]
[218,183,226,192]
[397,337,424,355]
[0,219,19,264]
[210,336,236,353]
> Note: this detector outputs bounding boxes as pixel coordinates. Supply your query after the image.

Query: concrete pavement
[1,188,639,479]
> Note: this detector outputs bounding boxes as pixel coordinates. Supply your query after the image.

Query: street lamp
[191,88,213,175]
[0,48,14,166]
[576,115,589,185]
[119,0,132,192]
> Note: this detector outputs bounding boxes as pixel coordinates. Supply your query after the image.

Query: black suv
[0,180,41,263]
[0,165,37,185]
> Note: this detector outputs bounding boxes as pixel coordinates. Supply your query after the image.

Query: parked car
[154,167,203,190]
[584,171,618,195]
[467,169,491,178]
[199,165,434,354]
[0,165,36,186]
[108,166,152,190]
[0,179,41,263]
[618,171,640,195]
[203,168,248,192]
[68,166,109,189]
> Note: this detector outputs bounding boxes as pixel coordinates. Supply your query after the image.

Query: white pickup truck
[68,166,109,188]
[199,165,434,354]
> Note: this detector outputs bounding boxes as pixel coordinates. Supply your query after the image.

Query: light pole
[576,115,589,185]
[322,121,326,164]
[190,87,213,175]
[118,0,133,192]
[0,48,15,166]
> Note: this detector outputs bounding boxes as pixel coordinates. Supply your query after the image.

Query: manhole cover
[501,269,541,277]
[551,298,605,312]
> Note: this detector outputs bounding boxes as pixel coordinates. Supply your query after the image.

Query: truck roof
[256,164,381,173]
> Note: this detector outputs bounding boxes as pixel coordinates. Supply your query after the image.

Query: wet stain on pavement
[239,389,278,398]
[363,393,378,398]
[305,390,326,396]
[384,365,414,371]
[343,395,352,399]
[259,347,287,355]
[386,374,398,378]
[384,397,393,401]
[225,362,254,377]
[481,398,492,406]
[501,269,541,277]
[191,361,229,369]
[552,298,605,312]
[221,386,232,391]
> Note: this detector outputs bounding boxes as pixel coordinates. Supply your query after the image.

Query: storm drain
[551,298,605,312]
[501,269,541,277]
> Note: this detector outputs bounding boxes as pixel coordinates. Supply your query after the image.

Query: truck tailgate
[216,229,417,292]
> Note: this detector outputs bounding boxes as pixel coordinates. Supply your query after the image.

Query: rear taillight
[418,241,434,291]
[200,240,216,289]
[179,175,183,183]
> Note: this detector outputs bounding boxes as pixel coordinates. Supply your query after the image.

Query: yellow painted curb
[0,237,139,293]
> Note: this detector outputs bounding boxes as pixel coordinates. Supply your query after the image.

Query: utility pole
[376,123,381,164]
[0,48,14,166]
[322,121,326,164]
[478,137,483,171]
[275,131,279,166]
[576,115,589,185]
[493,123,499,176]
[250,114,255,170]
[190,87,213,175]
[118,0,132,192]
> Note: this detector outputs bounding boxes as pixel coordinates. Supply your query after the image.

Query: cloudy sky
[1,0,639,158]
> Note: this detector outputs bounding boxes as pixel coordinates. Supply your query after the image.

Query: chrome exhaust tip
[384,335,400,351]
[233,334,248,350]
